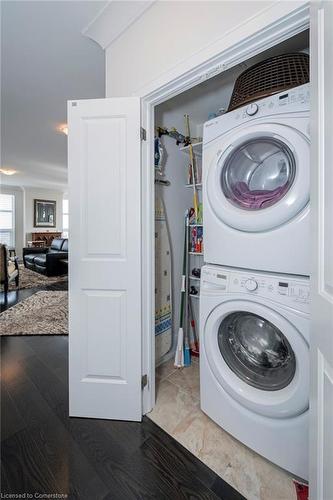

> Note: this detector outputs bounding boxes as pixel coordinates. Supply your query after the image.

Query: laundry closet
[153,28,309,365]
[150,28,310,497]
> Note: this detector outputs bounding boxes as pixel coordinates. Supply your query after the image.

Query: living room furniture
[0,244,19,296]
[30,231,62,247]
[27,240,46,248]
[23,238,68,276]
[7,247,16,258]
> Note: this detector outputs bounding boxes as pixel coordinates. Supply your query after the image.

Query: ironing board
[155,194,172,362]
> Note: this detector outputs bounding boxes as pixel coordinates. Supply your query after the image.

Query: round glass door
[206,123,310,232]
[218,311,296,391]
[221,138,296,211]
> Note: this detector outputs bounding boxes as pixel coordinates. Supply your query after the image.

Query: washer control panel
[201,266,310,310]
[201,267,228,290]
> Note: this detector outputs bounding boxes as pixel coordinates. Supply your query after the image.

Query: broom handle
[180,215,187,327]
[174,214,188,368]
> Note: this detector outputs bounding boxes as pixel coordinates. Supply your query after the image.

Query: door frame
[139,3,310,415]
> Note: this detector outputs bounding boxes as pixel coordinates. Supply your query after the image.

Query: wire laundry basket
[228,53,309,111]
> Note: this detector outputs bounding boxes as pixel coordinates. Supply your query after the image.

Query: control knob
[245,279,258,292]
[246,103,259,116]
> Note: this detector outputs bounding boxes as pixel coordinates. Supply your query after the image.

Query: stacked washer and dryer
[200,83,310,480]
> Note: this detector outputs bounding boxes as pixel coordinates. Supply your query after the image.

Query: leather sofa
[23,238,68,276]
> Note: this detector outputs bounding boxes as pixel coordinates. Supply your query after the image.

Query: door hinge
[141,374,148,389]
[140,127,147,141]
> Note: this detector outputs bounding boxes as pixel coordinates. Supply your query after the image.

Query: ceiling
[1,1,107,190]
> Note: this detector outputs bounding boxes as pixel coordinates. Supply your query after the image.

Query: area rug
[9,264,68,290]
[0,291,68,336]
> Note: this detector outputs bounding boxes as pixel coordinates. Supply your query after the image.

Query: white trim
[83,1,156,50]
[315,350,333,500]
[316,349,325,500]
[140,3,310,416]
[141,98,155,415]
[316,6,333,304]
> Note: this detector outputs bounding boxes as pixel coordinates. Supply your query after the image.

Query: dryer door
[206,123,309,232]
[203,300,309,418]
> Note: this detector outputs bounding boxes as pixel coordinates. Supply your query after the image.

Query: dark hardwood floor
[1,285,246,500]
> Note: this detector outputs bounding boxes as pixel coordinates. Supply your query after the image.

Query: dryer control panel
[203,83,310,146]
[201,266,310,312]
[236,84,310,121]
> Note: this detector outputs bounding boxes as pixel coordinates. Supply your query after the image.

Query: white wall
[0,185,25,259]
[104,1,306,97]
[24,187,65,244]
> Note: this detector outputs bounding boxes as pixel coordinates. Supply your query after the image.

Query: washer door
[206,123,309,232]
[203,300,309,418]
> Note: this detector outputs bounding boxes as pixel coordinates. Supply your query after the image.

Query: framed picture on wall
[34,199,56,228]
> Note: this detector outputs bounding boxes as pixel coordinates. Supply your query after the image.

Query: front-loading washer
[200,264,310,479]
[203,84,310,276]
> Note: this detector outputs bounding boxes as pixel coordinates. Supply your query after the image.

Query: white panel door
[310,3,333,498]
[68,97,142,421]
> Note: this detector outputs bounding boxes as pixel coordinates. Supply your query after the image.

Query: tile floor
[148,357,298,500]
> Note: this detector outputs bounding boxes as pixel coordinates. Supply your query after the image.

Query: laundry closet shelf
[185,183,202,189]
[189,276,201,281]
[189,294,200,299]
[189,224,203,227]
[188,252,204,256]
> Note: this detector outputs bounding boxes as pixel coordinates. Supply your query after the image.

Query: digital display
[279,94,288,100]
[217,274,227,279]
[279,282,289,287]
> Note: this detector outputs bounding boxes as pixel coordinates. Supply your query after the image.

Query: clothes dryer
[203,84,310,275]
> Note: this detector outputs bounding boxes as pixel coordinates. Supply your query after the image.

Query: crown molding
[82,0,155,50]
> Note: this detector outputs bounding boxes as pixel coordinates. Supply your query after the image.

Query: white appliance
[200,265,310,479]
[203,84,310,276]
